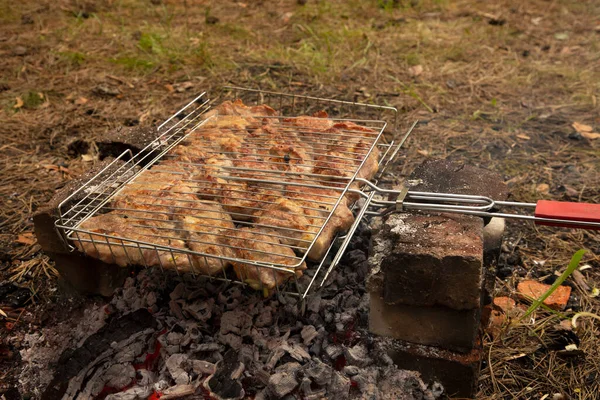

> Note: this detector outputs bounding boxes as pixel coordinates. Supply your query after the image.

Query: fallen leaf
[554,32,569,41]
[531,17,542,25]
[590,288,599,298]
[16,233,36,245]
[536,183,550,194]
[581,131,600,140]
[75,97,88,105]
[281,11,293,24]
[172,81,193,92]
[164,84,175,93]
[81,154,94,162]
[572,122,592,132]
[517,134,531,140]
[13,97,24,109]
[417,149,429,156]
[408,64,423,77]
[0,309,6,318]
[43,164,59,171]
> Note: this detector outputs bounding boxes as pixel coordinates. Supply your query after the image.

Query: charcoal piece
[167,332,184,346]
[239,345,255,365]
[343,344,372,367]
[324,344,343,360]
[254,308,273,328]
[183,300,213,322]
[191,359,216,375]
[305,359,333,386]
[170,283,186,300]
[193,343,223,352]
[301,325,318,345]
[306,294,321,313]
[165,353,191,385]
[102,363,136,389]
[344,249,367,266]
[327,371,350,400]
[218,333,243,350]
[343,365,360,376]
[268,362,301,398]
[169,300,185,320]
[220,310,253,336]
[204,350,245,400]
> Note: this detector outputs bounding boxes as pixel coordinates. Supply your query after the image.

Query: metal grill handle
[361,180,600,230]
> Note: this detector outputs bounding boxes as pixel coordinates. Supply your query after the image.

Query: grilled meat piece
[283,111,335,131]
[226,227,306,292]
[254,197,354,261]
[221,180,282,221]
[188,127,246,154]
[204,99,277,119]
[173,201,236,275]
[74,214,190,270]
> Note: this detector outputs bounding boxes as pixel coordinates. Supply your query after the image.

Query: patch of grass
[21,91,45,109]
[110,56,156,72]
[138,32,164,55]
[405,52,421,66]
[57,51,86,66]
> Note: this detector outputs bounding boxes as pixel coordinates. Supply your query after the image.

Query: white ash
[18,303,109,397]
[36,222,444,399]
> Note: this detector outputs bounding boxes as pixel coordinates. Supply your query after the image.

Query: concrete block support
[368,159,507,398]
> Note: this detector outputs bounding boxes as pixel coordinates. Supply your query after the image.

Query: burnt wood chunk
[41,309,156,400]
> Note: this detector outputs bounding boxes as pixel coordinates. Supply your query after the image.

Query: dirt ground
[0,0,599,398]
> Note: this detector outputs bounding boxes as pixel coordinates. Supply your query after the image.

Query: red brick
[516,280,572,310]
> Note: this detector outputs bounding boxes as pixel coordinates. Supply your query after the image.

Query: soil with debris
[1,0,599,399]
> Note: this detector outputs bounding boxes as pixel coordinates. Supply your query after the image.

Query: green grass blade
[521,249,586,320]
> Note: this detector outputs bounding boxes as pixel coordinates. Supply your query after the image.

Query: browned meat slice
[74,214,191,271]
[221,180,282,221]
[226,227,306,293]
[201,115,252,130]
[253,198,317,248]
[173,201,236,276]
[188,127,246,154]
[282,111,334,131]
[254,196,354,261]
[203,99,277,120]
[167,143,207,164]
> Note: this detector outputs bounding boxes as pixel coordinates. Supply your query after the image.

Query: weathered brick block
[378,212,484,310]
[369,291,480,352]
[379,337,483,398]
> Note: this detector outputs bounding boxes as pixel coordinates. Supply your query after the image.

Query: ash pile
[25,223,444,400]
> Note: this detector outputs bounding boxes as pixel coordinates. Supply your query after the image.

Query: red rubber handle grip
[535,200,600,230]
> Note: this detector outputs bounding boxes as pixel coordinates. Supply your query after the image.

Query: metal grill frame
[55,87,404,297]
